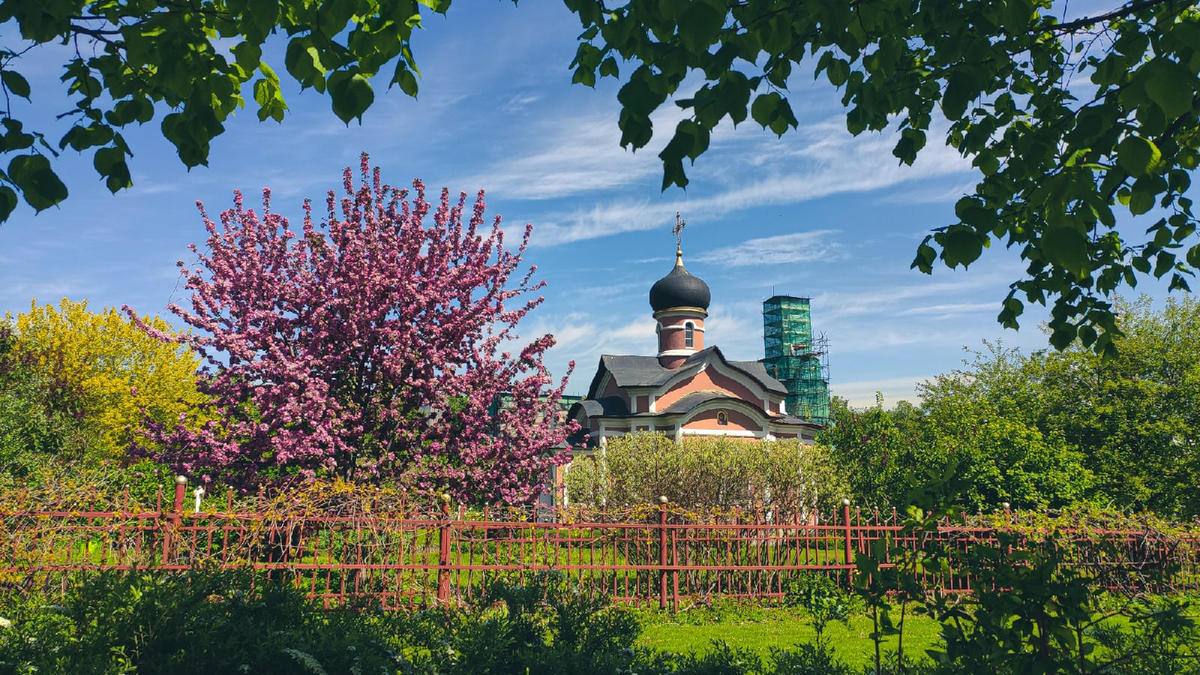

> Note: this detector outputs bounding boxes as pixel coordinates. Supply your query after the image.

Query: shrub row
[3,568,1200,675]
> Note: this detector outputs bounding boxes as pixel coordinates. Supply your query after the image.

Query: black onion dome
[649,251,711,312]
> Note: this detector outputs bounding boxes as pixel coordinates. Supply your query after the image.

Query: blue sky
[0,2,1179,407]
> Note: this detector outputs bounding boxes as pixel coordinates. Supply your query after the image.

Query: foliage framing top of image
[0,0,449,221]
[565,0,1200,354]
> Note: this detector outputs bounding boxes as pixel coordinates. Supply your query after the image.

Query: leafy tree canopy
[825,295,1200,515]
[0,0,448,222]
[565,0,1200,354]
[820,395,1091,512]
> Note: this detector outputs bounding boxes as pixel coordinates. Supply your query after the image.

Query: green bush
[565,432,848,513]
[390,570,642,674]
[0,569,400,674]
[783,573,858,641]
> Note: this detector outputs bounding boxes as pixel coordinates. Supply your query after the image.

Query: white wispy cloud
[883,178,977,205]
[694,230,842,267]
[898,302,997,318]
[530,117,972,246]
[504,92,541,110]
[451,105,687,201]
[812,274,1011,322]
[522,313,657,391]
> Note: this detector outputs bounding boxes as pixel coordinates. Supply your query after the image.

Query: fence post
[1002,502,1013,559]
[437,495,452,604]
[841,498,853,575]
[162,476,187,566]
[658,496,668,610]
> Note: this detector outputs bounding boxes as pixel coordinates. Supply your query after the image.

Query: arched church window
[684,322,694,348]
[717,410,728,426]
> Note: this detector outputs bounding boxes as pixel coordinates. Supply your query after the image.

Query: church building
[566,233,821,448]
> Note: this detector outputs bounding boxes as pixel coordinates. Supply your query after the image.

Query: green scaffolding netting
[762,296,830,426]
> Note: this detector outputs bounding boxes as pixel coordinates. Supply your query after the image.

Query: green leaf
[1187,244,1200,269]
[2,118,35,151]
[676,2,725,53]
[751,90,798,136]
[327,72,374,124]
[1041,226,1090,279]
[231,41,263,72]
[285,39,326,91]
[1117,136,1162,178]
[1,69,31,100]
[1049,322,1077,350]
[825,58,850,88]
[617,69,665,117]
[617,109,653,150]
[93,146,132,193]
[599,57,619,79]
[160,113,210,168]
[8,154,68,212]
[661,157,689,190]
[911,242,936,273]
[998,297,1024,329]
[941,226,983,268]
[0,186,18,221]
[1154,251,1176,278]
[893,128,926,166]
[391,62,419,97]
[941,70,976,120]
[242,0,279,43]
[1080,319,1099,343]
[1141,58,1195,119]
[572,65,596,87]
[253,77,287,122]
[768,97,797,136]
[751,92,780,128]
[1129,176,1165,216]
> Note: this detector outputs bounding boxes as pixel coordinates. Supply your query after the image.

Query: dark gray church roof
[574,396,629,418]
[586,346,789,398]
[659,391,744,415]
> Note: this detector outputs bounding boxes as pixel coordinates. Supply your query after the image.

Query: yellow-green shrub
[7,298,207,459]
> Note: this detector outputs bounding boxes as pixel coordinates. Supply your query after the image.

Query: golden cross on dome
[672,213,686,265]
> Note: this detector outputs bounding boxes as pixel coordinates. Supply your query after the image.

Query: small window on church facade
[684,322,694,348]
[717,411,728,426]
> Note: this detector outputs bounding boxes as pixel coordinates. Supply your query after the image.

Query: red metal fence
[3,482,1197,609]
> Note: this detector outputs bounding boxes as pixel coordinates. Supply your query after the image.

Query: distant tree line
[822,295,1200,517]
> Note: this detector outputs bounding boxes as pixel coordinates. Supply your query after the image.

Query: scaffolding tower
[762,296,831,426]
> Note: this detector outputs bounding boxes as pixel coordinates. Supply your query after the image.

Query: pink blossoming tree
[129,154,575,504]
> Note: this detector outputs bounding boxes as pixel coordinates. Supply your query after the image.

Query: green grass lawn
[636,610,943,671]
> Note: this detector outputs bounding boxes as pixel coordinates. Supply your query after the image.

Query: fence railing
[3,481,1197,609]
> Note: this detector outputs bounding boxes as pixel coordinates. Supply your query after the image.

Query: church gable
[652,350,780,414]
[596,371,630,406]
[686,403,758,429]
